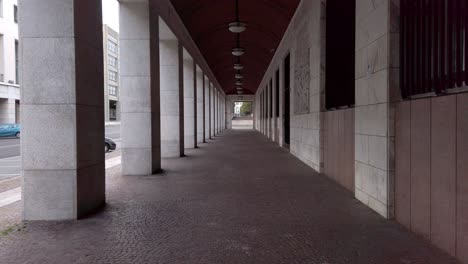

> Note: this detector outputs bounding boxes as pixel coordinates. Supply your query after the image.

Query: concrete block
[161,90,181,116]
[368,195,389,218]
[160,66,179,91]
[121,112,152,149]
[369,135,388,170]
[120,40,151,76]
[355,134,369,163]
[23,170,77,220]
[356,0,389,50]
[355,187,370,205]
[122,148,155,176]
[119,2,150,40]
[22,104,76,170]
[160,40,179,66]
[367,34,388,74]
[368,166,388,204]
[22,38,75,105]
[19,0,74,38]
[368,68,388,105]
[120,76,152,113]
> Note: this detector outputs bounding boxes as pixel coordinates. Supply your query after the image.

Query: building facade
[103,24,120,122]
[0,0,19,124]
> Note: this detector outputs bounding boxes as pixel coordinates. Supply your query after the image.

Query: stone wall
[395,94,468,263]
[256,0,325,172]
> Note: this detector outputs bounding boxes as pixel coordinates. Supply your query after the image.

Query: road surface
[0,123,121,180]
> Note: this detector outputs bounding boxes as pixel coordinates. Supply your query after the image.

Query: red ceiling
[170,0,300,94]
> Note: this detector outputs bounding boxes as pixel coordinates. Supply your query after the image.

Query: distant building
[0,0,19,124]
[234,102,242,117]
[103,25,120,122]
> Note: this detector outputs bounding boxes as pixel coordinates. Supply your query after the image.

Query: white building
[0,0,19,124]
[234,102,242,117]
[103,24,120,122]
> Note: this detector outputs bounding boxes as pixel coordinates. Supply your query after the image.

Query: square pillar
[160,20,183,158]
[205,76,210,140]
[120,1,161,176]
[196,66,204,144]
[354,1,397,219]
[211,83,215,137]
[20,0,105,220]
[215,90,219,134]
[183,49,195,149]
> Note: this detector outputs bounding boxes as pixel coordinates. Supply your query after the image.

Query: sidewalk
[0,154,122,233]
[0,130,458,264]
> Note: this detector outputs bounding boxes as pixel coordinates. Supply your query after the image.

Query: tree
[240,102,252,116]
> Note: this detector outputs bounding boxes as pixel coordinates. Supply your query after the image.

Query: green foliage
[240,102,252,116]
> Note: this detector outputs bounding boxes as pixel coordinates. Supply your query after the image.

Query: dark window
[325,0,355,109]
[400,0,467,98]
[284,53,290,145]
[275,69,280,117]
[13,5,17,23]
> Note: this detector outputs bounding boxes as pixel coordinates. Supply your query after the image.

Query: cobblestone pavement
[0,130,459,264]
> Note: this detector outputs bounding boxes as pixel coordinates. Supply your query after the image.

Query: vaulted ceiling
[170,0,300,94]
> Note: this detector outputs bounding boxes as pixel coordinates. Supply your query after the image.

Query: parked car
[0,124,20,138]
[105,137,117,153]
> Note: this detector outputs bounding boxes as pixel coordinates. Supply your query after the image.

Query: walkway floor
[0,130,459,264]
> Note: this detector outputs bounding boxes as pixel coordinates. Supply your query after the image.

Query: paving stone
[0,130,458,264]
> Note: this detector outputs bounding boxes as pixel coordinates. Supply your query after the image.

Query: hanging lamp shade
[229,22,247,33]
[234,64,244,70]
[232,47,245,56]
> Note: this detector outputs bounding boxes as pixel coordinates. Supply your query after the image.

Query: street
[0,123,121,180]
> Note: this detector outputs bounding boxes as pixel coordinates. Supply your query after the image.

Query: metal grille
[401,0,468,98]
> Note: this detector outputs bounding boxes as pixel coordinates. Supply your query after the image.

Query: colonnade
[19,0,226,220]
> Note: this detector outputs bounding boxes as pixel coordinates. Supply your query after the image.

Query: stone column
[213,88,216,135]
[215,90,219,134]
[20,0,105,220]
[183,49,195,149]
[196,66,204,144]
[273,76,278,142]
[221,95,224,131]
[267,84,271,139]
[120,1,160,176]
[207,79,211,139]
[354,1,398,219]
[160,20,183,157]
[205,76,210,140]
[211,84,214,136]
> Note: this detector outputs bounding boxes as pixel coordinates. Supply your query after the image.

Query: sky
[102,0,119,32]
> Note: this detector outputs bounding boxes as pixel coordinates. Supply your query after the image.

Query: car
[0,124,20,138]
[105,137,117,153]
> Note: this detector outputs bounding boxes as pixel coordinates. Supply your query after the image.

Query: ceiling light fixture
[235,73,243,79]
[234,63,244,70]
[229,0,247,33]
[235,80,243,86]
[232,47,244,56]
[229,22,247,33]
